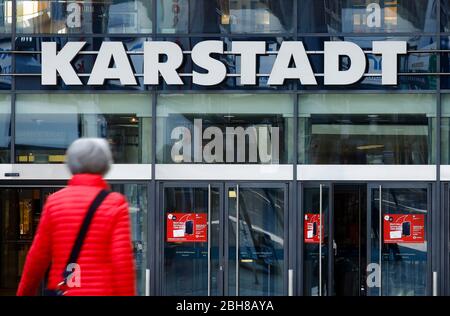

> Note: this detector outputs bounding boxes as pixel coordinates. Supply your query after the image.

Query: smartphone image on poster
[185,220,194,235]
[402,221,411,236]
[313,222,317,236]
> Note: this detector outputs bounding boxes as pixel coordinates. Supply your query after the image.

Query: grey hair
[66,138,113,175]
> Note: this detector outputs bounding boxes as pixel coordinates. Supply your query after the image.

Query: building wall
[0,0,449,296]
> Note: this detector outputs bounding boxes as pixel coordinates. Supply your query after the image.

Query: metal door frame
[156,181,290,296]
[156,181,226,296]
[366,182,434,296]
[223,181,290,296]
[443,183,449,295]
[0,180,152,296]
[0,184,65,295]
[298,181,334,296]
[300,181,435,296]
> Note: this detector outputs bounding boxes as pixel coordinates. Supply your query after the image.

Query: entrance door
[0,184,149,296]
[159,183,223,296]
[302,183,431,296]
[0,187,60,295]
[225,183,287,296]
[367,183,431,296]
[159,182,288,296]
[333,184,367,296]
[302,183,332,296]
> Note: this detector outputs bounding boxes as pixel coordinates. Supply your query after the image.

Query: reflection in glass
[15,94,152,164]
[439,36,450,89]
[0,1,11,33]
[441,0,450,32]
[0,188,58,296]
[0,37,12,90]
[158,0,293,34]
[163,187,221,296]
[228,187,285,296]
[110,183,148,296]
[0,96,10,163]
[0,185,148,296]
[369,188,428,296]
[439,95,450,164]
[16,0,152,34]
[299,94,436,164]
[303,187,328,296]
[299,0,437,33]
[157,94,294,164]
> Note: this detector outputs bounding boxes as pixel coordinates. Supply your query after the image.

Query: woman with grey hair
[17,138,136,296]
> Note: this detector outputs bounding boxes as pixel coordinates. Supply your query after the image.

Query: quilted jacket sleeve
[17,199,53,296]
[110,195,136,296]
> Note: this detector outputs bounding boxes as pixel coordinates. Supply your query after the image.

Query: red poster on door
[304,213,323,244]
[383,214,425,243]
[166,213,207,243]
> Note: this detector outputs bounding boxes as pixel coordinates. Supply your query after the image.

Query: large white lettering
[41,41,85,85]
[191,40,227,86]
[144,41,183,85]
[324,41,366,85]
[41,40,407,86]
[88,42,137,85]
[372,41,407,85]
[268,41,317,85]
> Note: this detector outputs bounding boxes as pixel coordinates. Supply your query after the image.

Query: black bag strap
[62,189,110,280]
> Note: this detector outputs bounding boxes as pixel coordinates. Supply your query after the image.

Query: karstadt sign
[41,40,407,86]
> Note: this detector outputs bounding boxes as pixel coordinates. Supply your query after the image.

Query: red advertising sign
[304,213,323,244]
[383,214,425,244]
[166,213,207,243]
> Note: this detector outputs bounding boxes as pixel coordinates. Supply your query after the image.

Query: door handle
[333,240,337,256]
[145,269,150,296]
[207,185,212,296]
[288,269,294,296]
[433,271,438,296]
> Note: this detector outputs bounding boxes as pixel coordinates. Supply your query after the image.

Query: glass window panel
[110,183,148,296]
[0,1,11,33]
[369,187,428,296]
[299,0,437,33]
[157,0,189,33]
[441,0,450,32]
[0,94,10,163]
[299,94,437,165]
[0,188,59,295]
[0,37,12,90]
[158,0,294,34]
[163,186,221,296]
[157,94,294,164]
[228,187,285,296]
[15,94,152,164]
[439,95,450,164]
[0,186,146,296]
[16,0,152,34]
[439,36,450,89]
[302,186,329,296]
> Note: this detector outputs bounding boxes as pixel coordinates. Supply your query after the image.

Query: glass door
[160,183,223,296]
[226,183,288,296]
[0,184,149,296]
[367,183,431,296]
[302,183,332,296]
[0,187,60,295]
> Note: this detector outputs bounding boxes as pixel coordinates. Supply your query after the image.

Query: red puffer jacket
[17,174,136,296]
